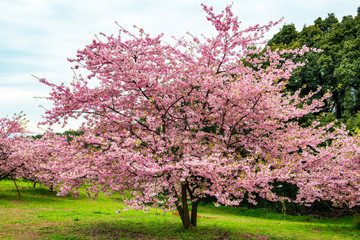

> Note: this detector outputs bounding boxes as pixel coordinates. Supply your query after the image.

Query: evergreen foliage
[268,8,360,131]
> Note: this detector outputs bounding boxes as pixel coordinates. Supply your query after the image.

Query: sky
[1,0,359,133]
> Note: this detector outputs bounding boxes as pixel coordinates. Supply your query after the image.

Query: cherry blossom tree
[19,133,72,191]
[39,4,360,229]
[0,114,68,193]
[0,113,28,181]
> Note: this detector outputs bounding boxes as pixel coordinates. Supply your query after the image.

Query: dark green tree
[268,9,360,131]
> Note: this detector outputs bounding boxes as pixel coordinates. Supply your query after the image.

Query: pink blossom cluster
[0,114,28,181]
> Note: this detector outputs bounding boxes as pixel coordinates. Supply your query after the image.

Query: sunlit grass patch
[1,179,360,240]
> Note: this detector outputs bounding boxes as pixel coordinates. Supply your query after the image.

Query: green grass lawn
[0,179,359,240]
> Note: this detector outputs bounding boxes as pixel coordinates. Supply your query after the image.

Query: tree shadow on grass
[39,218,263,240]
[0,185,91,205]
[0,191,82,206]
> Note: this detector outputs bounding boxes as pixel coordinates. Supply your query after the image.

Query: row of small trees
[2,4,360,229]
[0,114,65,190]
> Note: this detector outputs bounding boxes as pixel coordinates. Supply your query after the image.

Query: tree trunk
[176,183,201,229]
[12,179,21,198]
[181,184,191,229]
[176,184,192,229]
[191,200,200,227]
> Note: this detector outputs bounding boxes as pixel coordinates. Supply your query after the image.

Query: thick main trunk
[179,184,191,229]
[191,201,199,227]
[176,184,201,229]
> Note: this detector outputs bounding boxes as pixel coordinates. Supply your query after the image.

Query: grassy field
[0,179,359,240]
